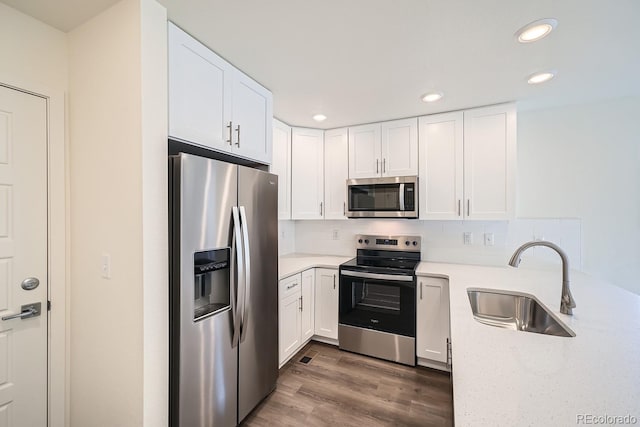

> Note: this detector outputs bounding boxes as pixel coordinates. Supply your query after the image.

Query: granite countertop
[278,253,640,425]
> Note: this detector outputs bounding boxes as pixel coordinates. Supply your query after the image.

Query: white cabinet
[279,274,302,365]
[418,103,516,220]
[463,104,516,220]
[300,269,315,342]
[278,270,314,366]
[348,123,381,178]
[418,112,464,220]
[324,128,349,219]
[272,119,291,220]
[168,23,273,164]
[381,118,418,177]
[291,128,324,219]
[416,277,450,366]
[348,119,418,179]
[314,268,339,340]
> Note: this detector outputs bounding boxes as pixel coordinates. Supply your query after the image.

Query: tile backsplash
[280,218,581,268]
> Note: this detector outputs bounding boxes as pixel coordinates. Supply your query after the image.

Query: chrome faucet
[508,241,576,315]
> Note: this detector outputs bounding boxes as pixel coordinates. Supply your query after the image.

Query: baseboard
[417,357,450,372]
[311,336,339,346]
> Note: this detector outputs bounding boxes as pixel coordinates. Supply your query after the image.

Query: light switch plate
[101,254,111,279]
[484,233,495,246]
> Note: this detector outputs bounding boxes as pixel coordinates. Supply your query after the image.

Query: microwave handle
[399,183,405,211]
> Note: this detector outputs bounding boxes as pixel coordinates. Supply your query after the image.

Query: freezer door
[237,166,279,422]
[170,154,239,427]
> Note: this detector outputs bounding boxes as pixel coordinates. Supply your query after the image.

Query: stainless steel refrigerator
[169,153,278,427]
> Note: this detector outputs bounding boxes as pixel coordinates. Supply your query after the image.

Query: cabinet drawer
[279,273,302,300]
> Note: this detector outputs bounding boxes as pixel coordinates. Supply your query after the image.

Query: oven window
[349,184,400,211]
[339,275,416,337]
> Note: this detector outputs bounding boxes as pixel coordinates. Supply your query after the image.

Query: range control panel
[355,235,422,252]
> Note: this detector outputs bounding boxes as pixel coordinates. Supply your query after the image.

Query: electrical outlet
[484,233,495,246]
[463,232,473,245]
[101,253,111,279]
[332,229,339,240]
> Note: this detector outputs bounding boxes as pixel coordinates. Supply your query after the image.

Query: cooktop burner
[340,234,422,275]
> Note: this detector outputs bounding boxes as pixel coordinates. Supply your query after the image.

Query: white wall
[294,218,582,268]
[68,0,167,426]
[518,97,640,294]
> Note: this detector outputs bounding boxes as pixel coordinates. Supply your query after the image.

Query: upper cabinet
[168,23,273,164]
[419,103,516,220]
[291,128,324,219]
[272,119,291,220]
[324,128,349,220]
[348,118,418,179]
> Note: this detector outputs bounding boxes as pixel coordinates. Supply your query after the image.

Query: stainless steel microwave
[346,176,418,218]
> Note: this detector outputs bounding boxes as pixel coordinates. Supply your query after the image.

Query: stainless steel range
[338,235,421,366]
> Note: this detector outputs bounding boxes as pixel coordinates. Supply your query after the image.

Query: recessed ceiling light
[421,92,443,103]
[312,114,327,122]
[527,71,556,84]
[515,18,558,43]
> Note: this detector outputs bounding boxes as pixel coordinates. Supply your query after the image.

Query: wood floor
[242,342,453,426]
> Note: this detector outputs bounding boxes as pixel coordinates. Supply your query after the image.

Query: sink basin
[467,288,575,337]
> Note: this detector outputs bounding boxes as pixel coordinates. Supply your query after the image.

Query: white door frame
[0,78,67,427]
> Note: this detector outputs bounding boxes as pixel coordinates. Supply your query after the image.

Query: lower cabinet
[314,268,339,340]
[278,269,315,366]
[416,277,451,369]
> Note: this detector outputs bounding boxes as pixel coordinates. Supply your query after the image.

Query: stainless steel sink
[467,288,575,337]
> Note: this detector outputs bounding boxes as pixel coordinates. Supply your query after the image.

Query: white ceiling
[4,0,640,129]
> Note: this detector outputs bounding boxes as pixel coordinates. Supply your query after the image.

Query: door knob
[2,302,41,321]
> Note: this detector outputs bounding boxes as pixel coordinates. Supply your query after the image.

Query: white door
[314,269,338,340]
[168,23,233,151]
[323,128,348,219]
[291,128,324,219]
[418,112,464,220]
[381,118,418,177]
[0,85,48,426]
[348,123,381,178]
[300,269,315,341]
[231,71,273,164]
[463,104,517,220]
[278,292,301,365]
[416,277,450,364]
[271,120,291,220]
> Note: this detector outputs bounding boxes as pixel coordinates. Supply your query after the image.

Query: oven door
[339,270,416,337]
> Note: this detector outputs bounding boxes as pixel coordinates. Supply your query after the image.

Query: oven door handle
[399,183,405,211]
[340,270,414,282]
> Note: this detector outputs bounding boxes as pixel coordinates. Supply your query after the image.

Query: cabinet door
[300,269,315,341]
[324,128,349,219]
[168,23,232,151]
[463,104,516,220]
[381,118,418,177]
[348,123,381,178]
[418,112,464,220]
[416,277,450,363]
[279,292,301,365]
[291,128,324,219]
[314,268,339,340]
[272,120,291,220]
[231,71,273,164]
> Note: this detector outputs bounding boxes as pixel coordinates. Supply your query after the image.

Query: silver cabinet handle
[333,274,336,289]
[239,206,251,343]
[467,199,470,216]
[227,121,233,145]
[286,282,299,290]
[2,303,41,321]
[320,202,323,216]
[383,158,386,174]
[343,202,346,216]
[235,124,241,147]
[376,159,379,174]
[420,282,423,300]
[457,200,461,217]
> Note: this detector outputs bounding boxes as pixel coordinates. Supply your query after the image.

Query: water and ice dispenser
[193,248,230,320]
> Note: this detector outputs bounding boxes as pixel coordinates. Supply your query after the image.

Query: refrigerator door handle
[231,206,245,348]
[239,206,251,343]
